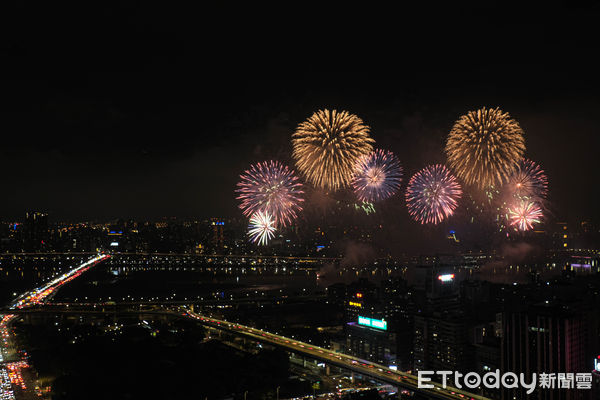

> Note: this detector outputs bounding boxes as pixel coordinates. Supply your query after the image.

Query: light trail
[0,254,110,399]
[183,310,489,400]
[8,254,110,310]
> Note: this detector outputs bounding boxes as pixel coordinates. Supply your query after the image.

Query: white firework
[248,211,276,245]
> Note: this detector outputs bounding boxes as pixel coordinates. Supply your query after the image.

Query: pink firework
[406,165,462,225]
[352,149,403,202]
[506,159,548,200]
[236,160,304,227]
[509,200,543,231]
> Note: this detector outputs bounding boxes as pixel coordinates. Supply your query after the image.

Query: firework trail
[353,201,376,215]
[352,149,403,202]
[406,164,462,225]
[505,158,548,201]
[446,107,525,189]
[236,160,304,227]
[248,211,276,245]
[292,109,375,191]
[509,200,543,231]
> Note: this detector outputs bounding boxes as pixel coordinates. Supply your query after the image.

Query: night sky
[1,3,599,224]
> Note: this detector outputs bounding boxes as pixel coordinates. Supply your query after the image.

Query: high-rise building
[23,211,48,251]
[211,219,225,251]
[501,303,592,400]
[342,278,414,369]
[344,279,379,323]
[553,222,570,250]
[413,313,471,374]
[412,267,471,374]
[346,317,397,366]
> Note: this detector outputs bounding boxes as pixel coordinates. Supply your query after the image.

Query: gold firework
[445,107,525,189]
[292,109,375,191]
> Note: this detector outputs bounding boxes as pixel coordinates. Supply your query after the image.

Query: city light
[438,274,455,282]
[571,264,591,269]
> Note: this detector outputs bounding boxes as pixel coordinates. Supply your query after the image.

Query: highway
[0,254,110,400]
[183,310,490,400]
[8,254,111,310]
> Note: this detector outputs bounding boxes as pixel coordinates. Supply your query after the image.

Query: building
[344,279,379,323]
[412,268,472,375]
[23,211,48,251]
[501,303,592,400]
[346,316,396,366]
[342,278,414,369]
[472,317,502,399]
[413,313,471,374]
[211,219,225,251]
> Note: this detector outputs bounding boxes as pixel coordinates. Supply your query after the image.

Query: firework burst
[248,211,276,245]
[236,160,304,227]
[406,164,462,225]
[292,109,375,191]
[352,149,403,202]
[446,107,525,189]
[505,159,548,200]
[509,200,542,231]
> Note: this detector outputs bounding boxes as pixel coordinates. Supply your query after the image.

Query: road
[8,254,111,310]
[183,310,489,400]
[0,254,110,400]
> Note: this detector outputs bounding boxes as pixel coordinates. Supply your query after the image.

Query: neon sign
[358,316,387,331]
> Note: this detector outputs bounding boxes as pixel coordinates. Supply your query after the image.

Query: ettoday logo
[417,370,593,394]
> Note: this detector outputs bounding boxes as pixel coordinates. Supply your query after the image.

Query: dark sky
[1,2,599,223]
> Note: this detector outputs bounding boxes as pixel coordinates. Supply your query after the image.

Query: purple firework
[406,164,462,225]
[236,160,304,227]
[352,149,403,202]
[505,158,548,200]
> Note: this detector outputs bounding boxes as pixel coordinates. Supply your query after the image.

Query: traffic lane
[186,312,487,400]
[183,313,473,400]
